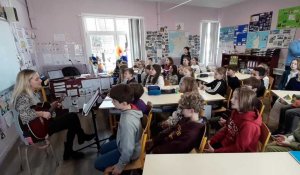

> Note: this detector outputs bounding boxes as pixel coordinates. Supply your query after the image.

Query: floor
[0,109,112,175]
[0,98,272,175]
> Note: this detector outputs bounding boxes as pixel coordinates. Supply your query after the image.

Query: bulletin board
[267,29,296,48]
[277,6,300,29]
[249,11,273,32]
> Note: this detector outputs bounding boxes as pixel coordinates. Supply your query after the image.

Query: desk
[99,88,225,109]
[142,153,300,175]
[272,90,300,104]
[197,73,251,84]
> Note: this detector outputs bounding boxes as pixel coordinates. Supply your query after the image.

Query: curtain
[200,21,220,66]
[128,18,145,63]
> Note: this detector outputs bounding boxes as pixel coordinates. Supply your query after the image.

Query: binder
[289,151,300,164]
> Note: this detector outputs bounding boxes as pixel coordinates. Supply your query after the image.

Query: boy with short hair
[123,68,137,84]
[94,84,143,174]
[251,67,266,97]
[227,65,240,91]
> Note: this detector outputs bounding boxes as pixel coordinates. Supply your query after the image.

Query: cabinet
[221,53,280,76]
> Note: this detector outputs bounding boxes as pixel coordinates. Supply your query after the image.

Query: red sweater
[210,110,262,153]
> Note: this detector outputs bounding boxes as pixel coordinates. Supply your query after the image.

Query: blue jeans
[94,140,121,171]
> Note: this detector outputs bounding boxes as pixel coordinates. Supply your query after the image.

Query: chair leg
[18,146,23,171]
[49,143,59,167]
[24,147,32,175]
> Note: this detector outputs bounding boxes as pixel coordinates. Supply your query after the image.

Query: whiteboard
[0,20,20,92]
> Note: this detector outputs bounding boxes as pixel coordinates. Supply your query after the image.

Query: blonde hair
[234,87,257,113]
[215,67,226,79]
[296,58,300,71]
[11,69,37,107]
[180,77,198,94]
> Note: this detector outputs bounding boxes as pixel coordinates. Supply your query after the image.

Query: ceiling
[139,0,248,8]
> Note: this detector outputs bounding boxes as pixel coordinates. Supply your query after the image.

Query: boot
[78,133,96,145]
[63,142,84,160]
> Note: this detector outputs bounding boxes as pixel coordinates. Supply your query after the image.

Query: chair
[190,125,207,153]
[16,117,59,175]
[212,86,232,114]
[104,133,148,175]
[258,99,265,117]
[145,111,153,141]
[263,75,274,99]
[258,122,271,152]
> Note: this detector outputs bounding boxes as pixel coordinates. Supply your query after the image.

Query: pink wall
[28,0,218,43]
[218,0,300,67]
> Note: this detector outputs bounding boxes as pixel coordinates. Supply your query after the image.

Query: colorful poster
[249,11,273,32]
[234,24,248,46]
[277,6,300,29]
[267,29,296,48]
[246,31,269,49]
[220,26,235,42]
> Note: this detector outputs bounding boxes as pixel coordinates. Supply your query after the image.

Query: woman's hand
[51,101,62,109]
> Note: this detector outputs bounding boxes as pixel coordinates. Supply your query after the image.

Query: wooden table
[197,72,251,84]
[271,90,300,104]
[142,153,300,175]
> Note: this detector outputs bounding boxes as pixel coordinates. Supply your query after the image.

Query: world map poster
[246,31,269,49]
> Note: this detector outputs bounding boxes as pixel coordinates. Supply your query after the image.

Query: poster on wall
[249,11,273,32]
[168,31,188,57]
[220,26,235,42]
[234,24,248,46]
[246,31,269,49]
[277,6,300,29]
[267,29,296,48]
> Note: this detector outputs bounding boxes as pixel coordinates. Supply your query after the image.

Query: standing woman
[11,69,94,160]
[180,47,191,65]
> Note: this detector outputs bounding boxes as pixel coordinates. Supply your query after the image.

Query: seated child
[160,77,199,129]
[251,67,266,97]
[149,92,206,154]
[266,122,300,152]
[200,67,227,109]
[191,57,200,75]
[94,84,143,174]
[165,65,178,85]
[227,65,240,91]
[258,63,270,89]
[129,83,150,115]
[145,64,165,87]
[142,65,151,86]
[123,68,137,84]
[205,87,262,153]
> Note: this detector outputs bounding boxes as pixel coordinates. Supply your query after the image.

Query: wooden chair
[258,122,271,152]
[104,133,148,175]
[212,86,232,114]
[190,125,207,153]
[145,111,153,141]
[263,75,274,99]
[258,99,265,117]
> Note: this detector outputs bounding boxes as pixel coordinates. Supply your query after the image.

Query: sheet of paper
[67,89,78,96]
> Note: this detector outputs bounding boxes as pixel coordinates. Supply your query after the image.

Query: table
[197,72,251,84]
[142,153,300,175]
[99,88,225,109]
[271,90,300,104]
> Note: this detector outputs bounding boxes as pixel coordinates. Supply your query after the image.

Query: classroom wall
[218,0,300,67]
[0,0,33,165]
[27,0,218,68]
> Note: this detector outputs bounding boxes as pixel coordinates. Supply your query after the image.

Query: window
[200,21,220,66]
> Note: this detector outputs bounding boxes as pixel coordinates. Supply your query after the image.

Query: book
[289,151,300,164]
